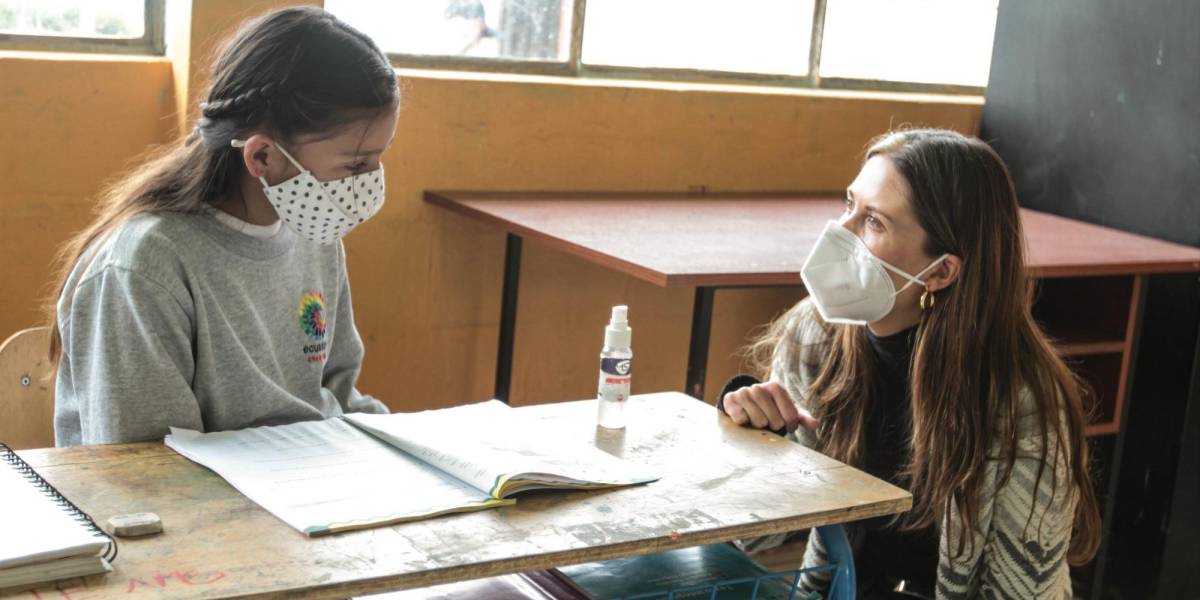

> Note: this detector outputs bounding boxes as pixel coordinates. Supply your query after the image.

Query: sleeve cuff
[716,373,762,414]
[717,373,788,437]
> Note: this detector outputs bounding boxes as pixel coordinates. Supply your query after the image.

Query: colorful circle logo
[298,292,326,341]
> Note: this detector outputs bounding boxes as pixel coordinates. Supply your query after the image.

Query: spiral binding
[0,443,117,563]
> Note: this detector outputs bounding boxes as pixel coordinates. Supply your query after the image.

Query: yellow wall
[0,52,175,341]
[0,2,982,415]
[367,73,980,408]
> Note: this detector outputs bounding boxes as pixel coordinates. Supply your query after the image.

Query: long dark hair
[751,129,1100,564]
[47,6,398,362]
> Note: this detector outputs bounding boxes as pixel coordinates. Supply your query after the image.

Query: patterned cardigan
[755,298,1078,599]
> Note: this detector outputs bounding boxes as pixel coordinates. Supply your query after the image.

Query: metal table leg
[495,233,522,404]
[685,287,715,400]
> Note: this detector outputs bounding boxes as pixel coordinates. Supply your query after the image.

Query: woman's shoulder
[992,385,1074,465]
[769,297,832,386]
[776,297,833,356]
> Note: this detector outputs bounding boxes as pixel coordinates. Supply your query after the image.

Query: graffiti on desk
[22,569,227,598]
[125,569,226,592]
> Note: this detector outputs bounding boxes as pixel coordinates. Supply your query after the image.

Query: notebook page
[165,418,507,536]
[0,460,109,569]
[344,401,656,498]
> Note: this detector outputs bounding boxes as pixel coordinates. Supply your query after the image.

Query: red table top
[427,191,1200,287]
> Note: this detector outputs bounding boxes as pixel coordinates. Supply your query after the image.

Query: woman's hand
[722,382,818,433]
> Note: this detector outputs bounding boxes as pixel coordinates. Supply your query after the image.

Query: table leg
[495,233,522,404]
[685,287,715,400]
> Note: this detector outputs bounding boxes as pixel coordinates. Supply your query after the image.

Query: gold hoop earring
[920,289,936,310]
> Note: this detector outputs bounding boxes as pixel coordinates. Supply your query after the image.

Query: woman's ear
[925,254,962,293]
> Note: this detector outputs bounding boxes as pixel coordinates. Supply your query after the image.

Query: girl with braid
[50,7,398,445]
[720,130,1101,598]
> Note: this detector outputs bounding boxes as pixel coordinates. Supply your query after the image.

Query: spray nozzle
[605,305,631,348]
[609,305,628,327]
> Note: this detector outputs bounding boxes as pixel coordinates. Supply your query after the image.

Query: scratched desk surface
[7,393,910,599]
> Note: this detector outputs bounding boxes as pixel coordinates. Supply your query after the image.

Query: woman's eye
[347,162,367,172]
[867,215,884,230]
[843,198,853,212]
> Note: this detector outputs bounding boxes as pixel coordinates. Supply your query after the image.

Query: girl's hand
[722,382,818,433]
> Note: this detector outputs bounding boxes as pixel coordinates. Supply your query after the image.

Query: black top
[855,326,938,597]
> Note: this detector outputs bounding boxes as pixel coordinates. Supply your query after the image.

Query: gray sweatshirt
[54,209,388,447]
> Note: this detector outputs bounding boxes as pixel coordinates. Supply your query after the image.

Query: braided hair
[198,81,278,121]
[48,6,399,363]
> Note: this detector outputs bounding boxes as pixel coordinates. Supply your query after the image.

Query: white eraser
[106,512,163,538]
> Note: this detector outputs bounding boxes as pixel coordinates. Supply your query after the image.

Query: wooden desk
[424,191,1200,417]
[7,393,909,599]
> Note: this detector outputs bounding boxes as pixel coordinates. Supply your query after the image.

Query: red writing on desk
[24,570,227,599]
[126,569,226,592]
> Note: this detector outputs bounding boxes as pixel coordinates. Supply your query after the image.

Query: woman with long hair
[720,129,1100,598]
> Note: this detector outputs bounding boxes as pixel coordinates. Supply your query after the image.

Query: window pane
[819,0,998,87]
[0,0,144,38]
[582,0,814,76]
[326,0,572,61]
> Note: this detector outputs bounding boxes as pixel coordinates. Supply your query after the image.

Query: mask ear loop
[231,138,307,187]
[879,254,951,296]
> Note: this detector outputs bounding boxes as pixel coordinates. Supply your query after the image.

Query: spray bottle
[597,305,632,429]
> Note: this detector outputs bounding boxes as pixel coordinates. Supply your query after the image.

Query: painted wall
[336,72,983,408]
[0,52,175,344]
[0,3,982,416]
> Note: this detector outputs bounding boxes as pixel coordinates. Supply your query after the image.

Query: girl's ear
[238,133,285,183]
[925,254,962,293]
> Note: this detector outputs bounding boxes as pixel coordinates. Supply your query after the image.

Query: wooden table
[424,191,1200,402]
[6,393,910,599]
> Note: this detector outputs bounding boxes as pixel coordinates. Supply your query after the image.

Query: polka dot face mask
[231,139,386,244]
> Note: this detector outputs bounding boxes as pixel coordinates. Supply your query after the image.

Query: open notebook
[165,400,657,536]
[0,444,115,590]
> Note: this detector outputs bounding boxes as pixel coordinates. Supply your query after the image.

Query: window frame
[381,0,986,95]
[0,0,165,55]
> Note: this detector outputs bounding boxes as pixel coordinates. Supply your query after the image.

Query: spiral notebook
[0,443,116,590]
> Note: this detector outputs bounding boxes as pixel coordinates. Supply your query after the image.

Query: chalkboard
[981,0,1200,247]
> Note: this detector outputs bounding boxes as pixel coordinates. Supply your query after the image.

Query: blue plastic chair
[619,524,856,600]
[814,524,856,600]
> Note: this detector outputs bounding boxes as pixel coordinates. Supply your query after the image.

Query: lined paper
[166,419,507,535]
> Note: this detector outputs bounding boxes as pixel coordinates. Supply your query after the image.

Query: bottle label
[600,357,632,377]
[598,357,631,403]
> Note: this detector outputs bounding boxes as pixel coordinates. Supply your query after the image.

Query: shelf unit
[1032,275,1145,437]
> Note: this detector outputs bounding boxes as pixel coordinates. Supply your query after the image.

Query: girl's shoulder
[73,212,197,281]
[57,212,204,318]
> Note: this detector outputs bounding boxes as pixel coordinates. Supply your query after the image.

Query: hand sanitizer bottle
[597,305,632,429]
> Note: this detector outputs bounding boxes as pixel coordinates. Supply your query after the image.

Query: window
[819,0,998,88]
[0,0,163,54]
[581,0,815,77]
[326,0,1001,93]
[330,0,571,64]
